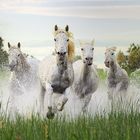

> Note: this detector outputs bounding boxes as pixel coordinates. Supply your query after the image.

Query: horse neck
[109,61,118,73]
[56,56,68,73]
[15,55,30,77]
[81,63,92,81]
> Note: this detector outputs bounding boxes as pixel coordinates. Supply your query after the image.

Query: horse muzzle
[104,61,114,68]
[85,57,93,66]
[104,61,109,68]
[57,51,67,56]
[57,52,67,61]
[9,64,16,71]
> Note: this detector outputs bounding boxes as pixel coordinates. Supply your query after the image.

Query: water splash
[0,76,140,120]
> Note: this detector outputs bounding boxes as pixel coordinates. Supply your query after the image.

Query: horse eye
[111,53,114,55]
[81,48,84,51]
[67,39,69,42]
[54,38,56,41]
[92,48,94,51]
[18,54,20,57]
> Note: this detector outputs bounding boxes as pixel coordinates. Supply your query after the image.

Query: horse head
[104,47,117,68]
[8,42,27,71]
[80,39,95,66]
[54,25,74,63]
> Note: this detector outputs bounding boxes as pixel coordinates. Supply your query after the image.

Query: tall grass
[97,68,107,81]
[0,110,140,140]
[0,66,140,140]
[0,70,9,80]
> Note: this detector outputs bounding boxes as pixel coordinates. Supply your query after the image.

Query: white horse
[104,47,129,100]
[8,42,40,115]
[71,40,99,112]
[39,25,75,119]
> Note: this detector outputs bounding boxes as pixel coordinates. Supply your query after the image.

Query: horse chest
[108,72,117,88]
[50,69,70,93]
[16,72,33,89]
[74,74,95,97]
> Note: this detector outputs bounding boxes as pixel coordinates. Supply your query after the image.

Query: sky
[0,0,140,68]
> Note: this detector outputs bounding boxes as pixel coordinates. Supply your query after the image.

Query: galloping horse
[8,42,40,115]
[39,25,75,119]
[104,47,129,100]
[71,40,99,112]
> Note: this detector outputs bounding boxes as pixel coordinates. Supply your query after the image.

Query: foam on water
[0,78,140,120]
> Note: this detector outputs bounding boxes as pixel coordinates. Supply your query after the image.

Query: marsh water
[0,70,140,119]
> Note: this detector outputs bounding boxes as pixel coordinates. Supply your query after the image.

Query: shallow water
[0,78,140,119]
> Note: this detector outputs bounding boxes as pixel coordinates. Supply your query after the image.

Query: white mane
[106,47,117,53]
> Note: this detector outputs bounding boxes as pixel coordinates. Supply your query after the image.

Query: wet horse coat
[71,40,99,112]
[39,25,75,118]
[8,42,40,116]
[104,47,129,100]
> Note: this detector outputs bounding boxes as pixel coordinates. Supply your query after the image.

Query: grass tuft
[0,110,140,140]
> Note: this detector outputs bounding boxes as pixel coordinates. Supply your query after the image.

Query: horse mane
[20,53,30,71]
[79,40,92,46]
[9,46,30,71]
[106,47,117,52]
[54,28,75,62]
[68,39,75,62]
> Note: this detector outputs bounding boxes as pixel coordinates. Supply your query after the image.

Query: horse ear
[8,42,11,48]
[17,42,21,48]
[112,46,117,51]
[91,39,95,46]
[65,25,69,32]
[54,25,58,31]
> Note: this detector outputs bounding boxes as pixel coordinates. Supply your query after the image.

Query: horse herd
[7,25,129,119]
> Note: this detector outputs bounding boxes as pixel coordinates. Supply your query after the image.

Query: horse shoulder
[27,57,40,66]
[27,57,39,71]
[116,66,129,81]
[116,68,129,89]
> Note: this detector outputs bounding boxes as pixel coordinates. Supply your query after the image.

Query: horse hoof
[57,98,68,111]
[46,111,55,119]
[57,103,63,111]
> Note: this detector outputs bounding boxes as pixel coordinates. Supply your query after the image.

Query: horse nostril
[104,61,109,65]
[85,57,93,60]
[58,52,66,56]
[9,63,15,71]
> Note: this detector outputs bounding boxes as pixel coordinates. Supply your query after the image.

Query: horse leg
[107,88,114,101]
[115,82,127,108]
[8,82,19,119]
[8,93,16,119]
[82,94,92,113]
[45,83,54,119]
[39,86,45,116]
[57,93,68,111]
